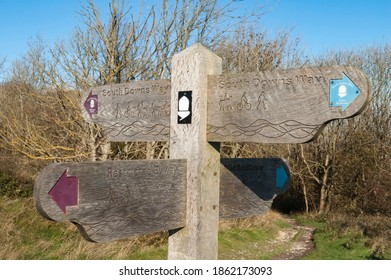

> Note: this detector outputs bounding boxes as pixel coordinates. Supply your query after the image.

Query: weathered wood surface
[82,66,370,144]
[207,65,370,143]
[34,157,290,242]
[168,44,222,260]
[220,158,290,219]
[81,80,171,142]
[34,160,187,242]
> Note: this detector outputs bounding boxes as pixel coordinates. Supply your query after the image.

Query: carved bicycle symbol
[237,93,251,111]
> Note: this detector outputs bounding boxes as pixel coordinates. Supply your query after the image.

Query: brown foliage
[0,82,88,161]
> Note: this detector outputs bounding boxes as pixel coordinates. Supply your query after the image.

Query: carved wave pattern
[220,199,272,219]
[77,205,182,242]
[103,120,170,139]
[207,119,322,140]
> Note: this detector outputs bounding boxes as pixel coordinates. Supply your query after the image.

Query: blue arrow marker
[330,73,361,112]
[276,165,288,189]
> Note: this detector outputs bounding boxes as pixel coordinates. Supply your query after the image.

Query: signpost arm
[168,44,222,259]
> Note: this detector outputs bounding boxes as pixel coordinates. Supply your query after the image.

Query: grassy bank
[0,197,293,260]
[297,214,391,260]
[0,197,168,259]
[1,196,390,260]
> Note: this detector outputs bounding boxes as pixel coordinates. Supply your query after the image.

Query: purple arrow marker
[48,170,79,213]
[84,91,98,118]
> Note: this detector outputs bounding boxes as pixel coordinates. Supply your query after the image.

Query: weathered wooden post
[168,44,222,259]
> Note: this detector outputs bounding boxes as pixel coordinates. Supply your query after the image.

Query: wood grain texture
[34,157,289,242]
[34,160,186,242]
[219,158,290,219]
[207,65,371,143]
[168,44,222,260]
[81,65,370,144]
[81,80,171,142]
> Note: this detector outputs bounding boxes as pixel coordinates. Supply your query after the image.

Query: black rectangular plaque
[178,91,192,124]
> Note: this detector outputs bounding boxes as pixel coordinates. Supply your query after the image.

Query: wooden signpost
[34,160,186,242]
[34,44,370,259]
[81,67,369,144]
[34,158,289,242]
[207,66,369,143]
[82,80,171,142]
[220,158,289,219]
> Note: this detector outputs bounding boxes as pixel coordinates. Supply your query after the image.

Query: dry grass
[324,212,391,259]
[218,211,295,259]
[0,196,291,260]
[3,196,389,260]
[219,210,287,231]
[0,196,168,259]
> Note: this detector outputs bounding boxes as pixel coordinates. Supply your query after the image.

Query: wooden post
[168,44,222,259]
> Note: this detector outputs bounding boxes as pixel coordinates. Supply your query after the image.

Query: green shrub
[0,171,32,198]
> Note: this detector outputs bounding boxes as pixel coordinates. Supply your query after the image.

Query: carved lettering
[224,163,264,172]
[100,84,171,98]
[151,84,170,94]
[102,87,125,96]
[106,165,178,179]
[295,75,325,86]
[211,73,328,119]
[218,74,324,91]
[103,182,178,209]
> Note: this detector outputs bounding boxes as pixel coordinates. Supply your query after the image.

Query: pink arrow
[48,170,78,213]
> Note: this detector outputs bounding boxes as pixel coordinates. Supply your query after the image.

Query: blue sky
[0,0,390,71]
[260,0,391,55]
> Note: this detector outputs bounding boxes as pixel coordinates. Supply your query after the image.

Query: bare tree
[290,44,391,214]
[0,0,271,163]
[0,57,5,81]
[216,26,305,159]
[0,82,87,161]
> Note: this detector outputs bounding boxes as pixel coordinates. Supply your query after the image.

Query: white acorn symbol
[338,85,347,98]
[178,95,190,121]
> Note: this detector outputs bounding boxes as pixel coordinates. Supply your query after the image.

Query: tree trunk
[318,156,331,213]
[303,183,309,213]
[146,142,155,159]
[319,184,327,213]
[100,141,111,161]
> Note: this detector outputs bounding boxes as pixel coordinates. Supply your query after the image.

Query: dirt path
[272,218,316,260]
